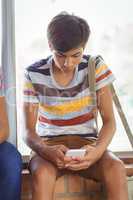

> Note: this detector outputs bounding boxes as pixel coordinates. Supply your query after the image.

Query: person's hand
[43,144,69,169]
[64,145,103,171]
[64,153,79,166]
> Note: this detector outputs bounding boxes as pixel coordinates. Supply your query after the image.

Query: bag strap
[88,56,98,132]
[88,55,133,148]
[110,84,133,148]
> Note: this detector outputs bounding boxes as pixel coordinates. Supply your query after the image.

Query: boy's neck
[53,63,76,75]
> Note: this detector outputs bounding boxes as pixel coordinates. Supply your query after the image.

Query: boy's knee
[100,152,126,176]
[103,156,126,177]
[32,161,57,182]
[111,159,126,175]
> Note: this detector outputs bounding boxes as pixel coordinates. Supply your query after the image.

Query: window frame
[1,0,132,156]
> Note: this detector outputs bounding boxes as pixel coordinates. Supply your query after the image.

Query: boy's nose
[64,57,73,67]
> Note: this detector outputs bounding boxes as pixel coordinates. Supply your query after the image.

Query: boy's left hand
[64,145,103,171]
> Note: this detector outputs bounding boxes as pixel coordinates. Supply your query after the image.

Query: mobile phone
[65,149,86,157]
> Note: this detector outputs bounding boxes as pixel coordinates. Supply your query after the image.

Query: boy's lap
[29,136,122,181]
[29,135,96,161]
[29,149,121,183]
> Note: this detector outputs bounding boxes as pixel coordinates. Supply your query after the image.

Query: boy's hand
[64,145,103,171]
[43,144,69,169]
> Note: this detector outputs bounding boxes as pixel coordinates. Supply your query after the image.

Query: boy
[23,12,128,200]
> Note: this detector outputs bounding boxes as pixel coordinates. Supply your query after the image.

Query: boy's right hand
[42,144,69,169]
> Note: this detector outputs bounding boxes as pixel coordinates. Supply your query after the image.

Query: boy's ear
[82,45,85,51]
[48,41,53,51]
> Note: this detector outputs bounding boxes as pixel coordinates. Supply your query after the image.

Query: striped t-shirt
[23,55,115,139]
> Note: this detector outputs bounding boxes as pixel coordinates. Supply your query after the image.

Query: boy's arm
[23,102,68,165]
[64,85,116,170]
[0,96,9,143]
[23,102,47,157]
[95,85,116,154]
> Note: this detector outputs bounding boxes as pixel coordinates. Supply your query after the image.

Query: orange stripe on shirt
[96,70,112,83]
[39,112,94,126]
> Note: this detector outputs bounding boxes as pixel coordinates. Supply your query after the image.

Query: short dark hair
[47,12,91,52]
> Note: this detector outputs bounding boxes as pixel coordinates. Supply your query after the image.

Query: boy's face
[52,47,84,73]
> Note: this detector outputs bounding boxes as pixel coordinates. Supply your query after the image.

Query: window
[1,0,17,145]
[0,0,1,65]
[15,0,133,155]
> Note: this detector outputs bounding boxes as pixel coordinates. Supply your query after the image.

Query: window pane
[0,0,2,93]
[15,0,133,155]
[0,0,1,65]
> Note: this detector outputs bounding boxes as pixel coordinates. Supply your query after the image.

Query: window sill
[114,151,133,164]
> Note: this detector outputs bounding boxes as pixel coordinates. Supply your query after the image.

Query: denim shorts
[30,135,97,160]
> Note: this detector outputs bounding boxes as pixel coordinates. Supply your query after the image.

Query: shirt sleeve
[23,69,39,103]
[95,55,116,91]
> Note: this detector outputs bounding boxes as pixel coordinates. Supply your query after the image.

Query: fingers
[64,155,72,163]
[57,151,65,161]
[66,161,90,171]
[59,145,69,153]
[56,145,69,161]
[56,160,65,169]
